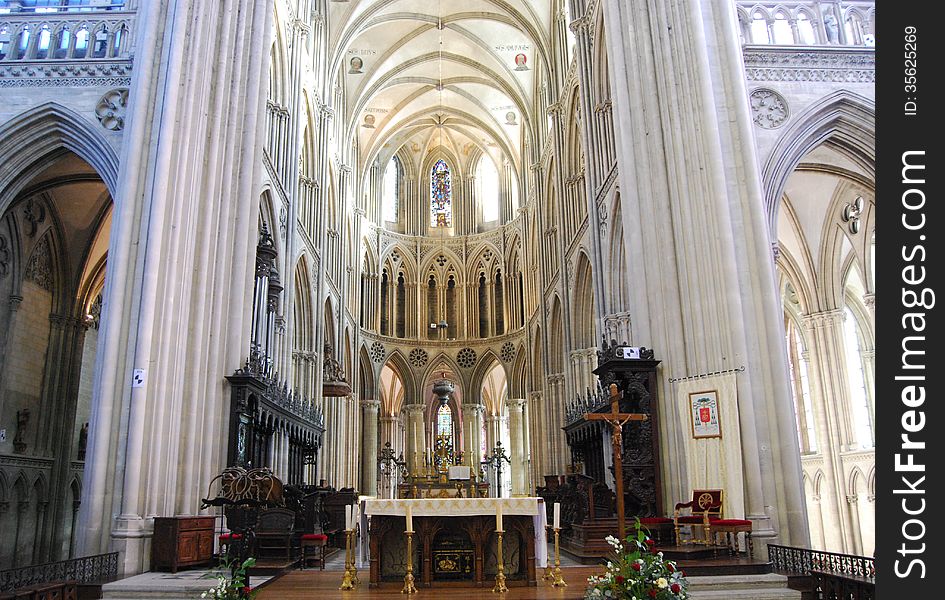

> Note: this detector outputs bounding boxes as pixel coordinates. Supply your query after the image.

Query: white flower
[657,577,668,588]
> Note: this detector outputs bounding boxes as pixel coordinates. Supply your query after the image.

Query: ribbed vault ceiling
[328,0,553,183]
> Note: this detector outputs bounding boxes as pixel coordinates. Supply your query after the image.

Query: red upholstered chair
[673,489,723,546]
[219,532,243,557]
[710,518,754,557]
[638,517,674,546]
[300,533,329,570]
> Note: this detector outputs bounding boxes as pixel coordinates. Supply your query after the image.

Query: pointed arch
[359,344,376,401]
[508,344,528,399]
[0,103,120,212]
[469,349,506,395]
[762,91,875,235]
[382,349,416,408]
[571,251,595,348]
[548,295,565,373]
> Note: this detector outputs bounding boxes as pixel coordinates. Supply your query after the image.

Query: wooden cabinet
[151,516,216,572]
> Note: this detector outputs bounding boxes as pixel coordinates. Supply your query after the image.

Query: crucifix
[583,383,648,541]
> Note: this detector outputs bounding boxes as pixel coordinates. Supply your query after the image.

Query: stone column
[461,403,484,469]
[802,309,853,550]
[361,399,380,496]
[405,404,425,474]
[505,398,527,496]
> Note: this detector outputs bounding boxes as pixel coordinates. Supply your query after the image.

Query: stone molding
[0,454,54,469]
[802,308,846,328]
[743,47,874,83]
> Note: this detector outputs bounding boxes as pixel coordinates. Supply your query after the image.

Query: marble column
[361,399,380,496]
[505,398,527,496]
[461,403,485,469]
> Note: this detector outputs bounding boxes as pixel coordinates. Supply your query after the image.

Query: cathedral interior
[0,0,874,587]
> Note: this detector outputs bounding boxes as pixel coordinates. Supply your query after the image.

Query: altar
[363,497,547,588]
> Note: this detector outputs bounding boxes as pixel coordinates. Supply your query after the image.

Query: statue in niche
[322,343,347,383]
[78,422,89,461]
[823,13,839,44]
[13,409,29,454]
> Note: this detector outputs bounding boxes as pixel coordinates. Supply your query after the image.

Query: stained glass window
[437,404,452,437]
[431,159,452,227]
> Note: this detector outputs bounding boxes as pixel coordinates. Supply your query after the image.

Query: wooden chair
[673,489,722,546]
[711,518,753,557]
[255,508,298,561]
[299,533,329,570]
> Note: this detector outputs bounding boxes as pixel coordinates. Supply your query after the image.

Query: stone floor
[101,567,275,599]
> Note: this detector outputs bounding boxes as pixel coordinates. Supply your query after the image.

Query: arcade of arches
[0,0,874,573]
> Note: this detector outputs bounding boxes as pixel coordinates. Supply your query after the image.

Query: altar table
[362,497,547,588]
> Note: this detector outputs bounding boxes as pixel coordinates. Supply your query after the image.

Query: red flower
[680,570,686,577]
[648,589,658,598]
[671,583,681,594]
[631,562,642,571]
[615,575,625,584]
[667,563,675,573]
[241,587,252,595]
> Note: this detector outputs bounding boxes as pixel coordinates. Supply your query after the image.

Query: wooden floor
[255,567,604,599]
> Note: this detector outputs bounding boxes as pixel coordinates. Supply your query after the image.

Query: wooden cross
[583,383,648,541]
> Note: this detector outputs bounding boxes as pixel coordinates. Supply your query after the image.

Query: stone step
[687,573,802,599]
[101,570,276,599]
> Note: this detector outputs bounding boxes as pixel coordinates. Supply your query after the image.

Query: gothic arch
[508,344,527,399]
[382,349,416,407]
[359,344,376,400]
[548,295,565,373]
[469,349,506,396]
[571,251,595,349]
[762,91,875,235]
[0,103,120,213]
[530,323,544,388]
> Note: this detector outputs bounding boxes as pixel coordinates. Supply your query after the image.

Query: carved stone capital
[504,397,527,412]
[802,309,845,329]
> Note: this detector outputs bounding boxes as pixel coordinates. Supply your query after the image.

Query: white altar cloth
[358,497,548,568]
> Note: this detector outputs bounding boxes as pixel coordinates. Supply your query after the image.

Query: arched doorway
[0,151,114,566]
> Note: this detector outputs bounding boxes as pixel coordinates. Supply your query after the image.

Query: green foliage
[584,518,689,600]
[200,556,257,599]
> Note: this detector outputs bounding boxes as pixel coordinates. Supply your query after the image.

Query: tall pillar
[405,404,425,474]
[361,399,380,496]
[505,398,527,496]
[461,403,484,469]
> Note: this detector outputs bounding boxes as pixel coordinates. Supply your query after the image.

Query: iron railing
[768,544,875,579]
[0,552,119,592]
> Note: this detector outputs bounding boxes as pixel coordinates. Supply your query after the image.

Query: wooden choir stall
[539,342,669,561]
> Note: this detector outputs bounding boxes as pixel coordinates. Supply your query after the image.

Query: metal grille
[0,552,119,592]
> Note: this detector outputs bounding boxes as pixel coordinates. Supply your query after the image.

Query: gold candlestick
[339,528,356,590]
[351,527,361,586]
[402,530,418,594]
[541,526,554,581]
[551,527,567,588]
[493,530,508,593]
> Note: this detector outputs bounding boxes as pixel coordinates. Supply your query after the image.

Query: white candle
[353,504,359,530]
[406,504,413,532]
[496,503,503,532]
[345,504,353,531]
[553,503,561,530]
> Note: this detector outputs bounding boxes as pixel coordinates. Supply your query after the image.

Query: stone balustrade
[735,1,874,47]
[0,2,134,63]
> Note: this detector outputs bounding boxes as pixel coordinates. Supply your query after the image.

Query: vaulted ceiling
[327,0,555,185]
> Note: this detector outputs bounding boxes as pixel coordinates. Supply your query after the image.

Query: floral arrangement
[584,522,689,599]
[200,556,256,599]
